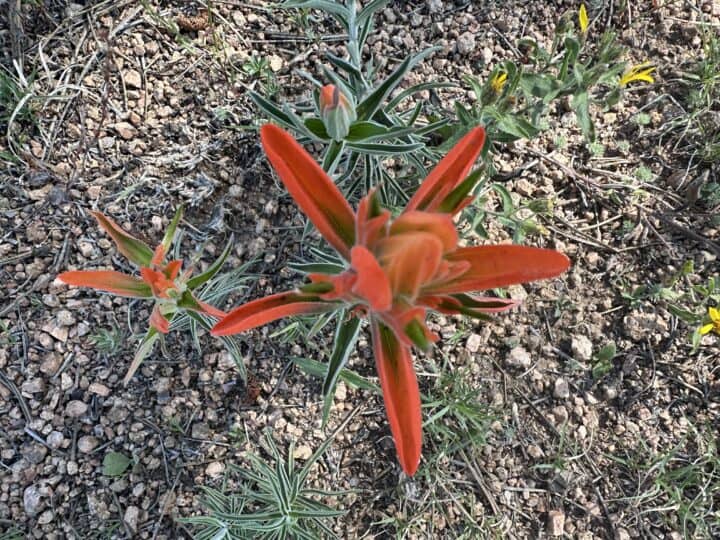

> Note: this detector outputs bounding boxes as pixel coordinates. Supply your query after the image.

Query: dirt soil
[1,1,719,539]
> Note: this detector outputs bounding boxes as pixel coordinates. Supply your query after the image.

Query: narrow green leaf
[291,356,378,392]
[288,261,346,275]
[325,51,363,81]
[492,183,515,216]
[123,327,160,386]
[321,140,345,175]
[249,90,294,128]
[186,236,233,290]
[573,90,595,141]
[356,47,439,120]
[346,141,423,155]
[279,0,349,20]
[160,206,183,254]
[321,314,362,426]
[357,0,390,27]
[438,167,484,213]
[404,319,431,351]
[386,81,456,111]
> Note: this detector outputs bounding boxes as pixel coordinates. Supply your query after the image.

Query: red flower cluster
[212,125,570,475]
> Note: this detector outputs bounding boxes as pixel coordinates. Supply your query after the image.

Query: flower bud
[319,84,356,141]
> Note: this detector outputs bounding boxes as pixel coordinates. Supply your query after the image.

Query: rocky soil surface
[1,1,718,538]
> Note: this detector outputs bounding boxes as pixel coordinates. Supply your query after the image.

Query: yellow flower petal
[708,307,720,322]
[620,63,656,87]
[579,4,589,33]
[699,323,714,335]
[491,72,508,94]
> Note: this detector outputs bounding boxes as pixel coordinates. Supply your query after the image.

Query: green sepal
[93,212,154,267]
[299,281,334,295]
[437,167,485,214]
[404,319,432,351]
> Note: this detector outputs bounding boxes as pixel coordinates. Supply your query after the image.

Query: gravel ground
[1,1,719,538]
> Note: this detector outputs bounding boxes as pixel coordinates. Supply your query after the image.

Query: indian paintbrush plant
[57,207,233,385]
[211,124,571,475]
[252,0,451,204]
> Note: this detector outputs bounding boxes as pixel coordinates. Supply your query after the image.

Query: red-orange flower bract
[212,124,570,476]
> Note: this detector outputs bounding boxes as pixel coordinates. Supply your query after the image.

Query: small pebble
[553,378,570,399]
[66,400,88,418]
[77,436,99,453]
[547,509,565,536]
[292,445,313,460]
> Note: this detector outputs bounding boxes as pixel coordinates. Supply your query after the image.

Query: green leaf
[519,73,562,101]
[573,90,595,141]
[346,122,427,142]
[321,139,345,175]
[321,314,362,426]
[496,114,541,141]
[386,81,456,111]
[691,328,702,352]
[592,341,616,379]
[404,319,432,351]
[438,167,484,213]
[492,183,515,216]
[176,290,205,311]
[186,236,234,290]
[248,90,294,128]
[288,261,345,275]
[325,51,363,81]
[357,0,390,27]
[123,327,160,386]
[279,0,349,21]
[595,341,616,363]
[412,118,451,136]
[102,452,132,477]
[604,87,622,108]
[559,37,580,81]
[668,305,700,324]
[291,356,378,392]
[454,102,474,126]
[346,121,392,140]
[346,141,423,155]
[304,117,330,140]
[356,47,439,121]
[160,206,183,254]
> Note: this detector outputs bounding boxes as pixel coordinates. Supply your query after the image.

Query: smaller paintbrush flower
[58,207,231,383]
[619,62,656,87]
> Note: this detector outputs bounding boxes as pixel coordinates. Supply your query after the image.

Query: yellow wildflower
[491,71,508,94]
[579,4,589,33]
[699,307,720,336]
[619,62,656,87]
